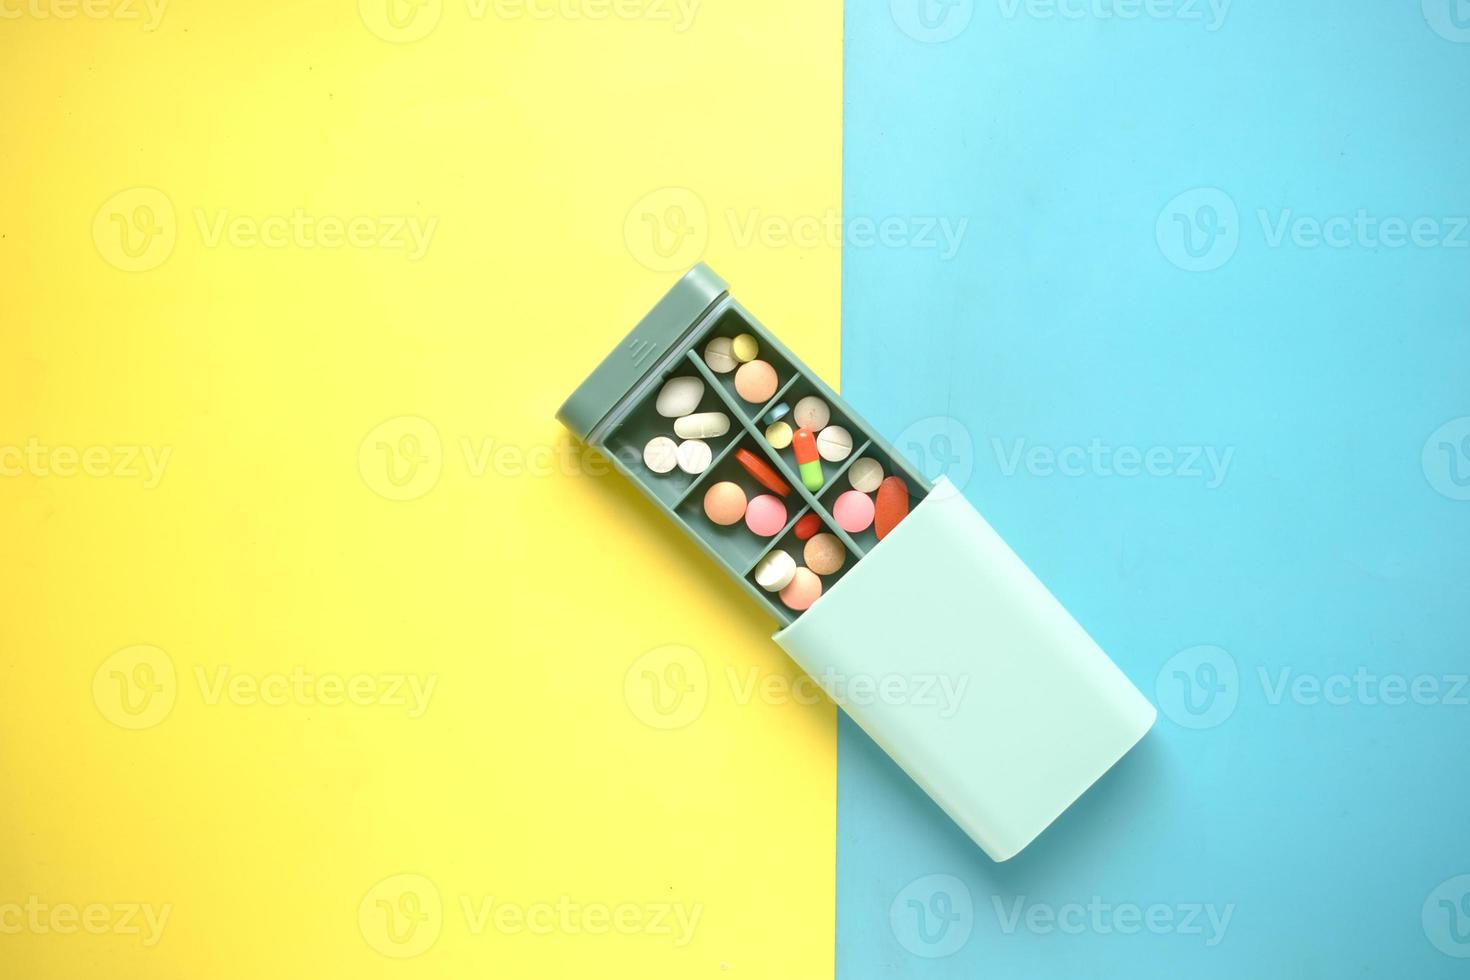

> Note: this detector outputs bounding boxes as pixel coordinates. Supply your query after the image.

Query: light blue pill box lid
[777,477,1157,861]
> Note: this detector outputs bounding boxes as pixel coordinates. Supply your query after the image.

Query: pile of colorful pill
[751,511,847,612]
[760,394,852,493]
[702,332,780,404]
[640,375,731,477]
[831,456,910,541]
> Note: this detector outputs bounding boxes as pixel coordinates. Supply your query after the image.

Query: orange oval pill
[874,476,909,541]
[734,447,792,497]
[793,512,822,540]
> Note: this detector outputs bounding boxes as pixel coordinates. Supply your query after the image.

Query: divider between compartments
[750,371,802,424]
[684,349,867,559]
[814,438,874,501]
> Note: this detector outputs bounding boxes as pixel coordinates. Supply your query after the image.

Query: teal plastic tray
[558,264,931,625]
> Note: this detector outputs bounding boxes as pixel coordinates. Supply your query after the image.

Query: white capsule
[753,549,798,592]
[674,411,731,439]
[656,376,704,418]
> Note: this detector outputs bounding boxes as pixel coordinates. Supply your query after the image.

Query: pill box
[558,265,1155,861]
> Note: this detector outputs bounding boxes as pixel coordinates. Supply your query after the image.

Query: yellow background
[0,2,841,977]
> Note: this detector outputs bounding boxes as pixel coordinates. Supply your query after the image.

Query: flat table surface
[839,1,1470,975]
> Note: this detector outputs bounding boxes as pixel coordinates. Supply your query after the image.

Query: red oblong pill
[793,512,822,540]
[734,447,792,497]
[874,476,910,541]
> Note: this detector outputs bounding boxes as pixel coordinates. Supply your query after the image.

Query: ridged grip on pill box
[774,477,1156,861]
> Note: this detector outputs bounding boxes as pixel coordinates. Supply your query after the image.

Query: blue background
[839,0,1470,975]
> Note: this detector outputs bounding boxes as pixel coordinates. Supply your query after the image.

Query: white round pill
[674,411,731,439]
[656,376,704,418]
[676,439,712,475]
[703,337,737,374]
[816,425,853,462]
[793,396,831,431]
[643,436,679,474]
[847,457,883,493]
[753,550,798,592]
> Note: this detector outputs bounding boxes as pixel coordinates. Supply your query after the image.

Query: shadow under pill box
[558,265,1156,862]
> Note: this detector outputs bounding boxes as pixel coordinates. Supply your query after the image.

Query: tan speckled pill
[803,533,846,576]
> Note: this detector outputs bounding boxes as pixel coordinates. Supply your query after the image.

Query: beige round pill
[643,435,679,474]
[703,481,747,526]
[816,425,853,462]
[735,359,778,404]
[847,456,883,493]
[703,337,737,374]
[732,333,759,363]
[766,421,793,450]
[793,396,831,432]
[803,533,846,576]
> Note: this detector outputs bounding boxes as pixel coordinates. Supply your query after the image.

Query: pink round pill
[744,494,788,537]
[833,490,875,533]
[780,567,823,611]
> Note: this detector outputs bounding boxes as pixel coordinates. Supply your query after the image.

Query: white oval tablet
[753,550,797,592]
[793,396,831,431]
[674,411,730,439]
[816,425,853,462]
[676,439,712,475]
[847,456,883,493]
[656,376,704,418]
[703,337,737,374]
[643,436,679,474]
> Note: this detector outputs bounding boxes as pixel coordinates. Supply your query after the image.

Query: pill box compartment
[745,508,859,626]
[817,441,929,556]
[602,370,743,506]
[692,304,800,420]
[674,434,806,575]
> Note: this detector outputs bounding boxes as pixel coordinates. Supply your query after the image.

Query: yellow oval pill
[766,420,793,450]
